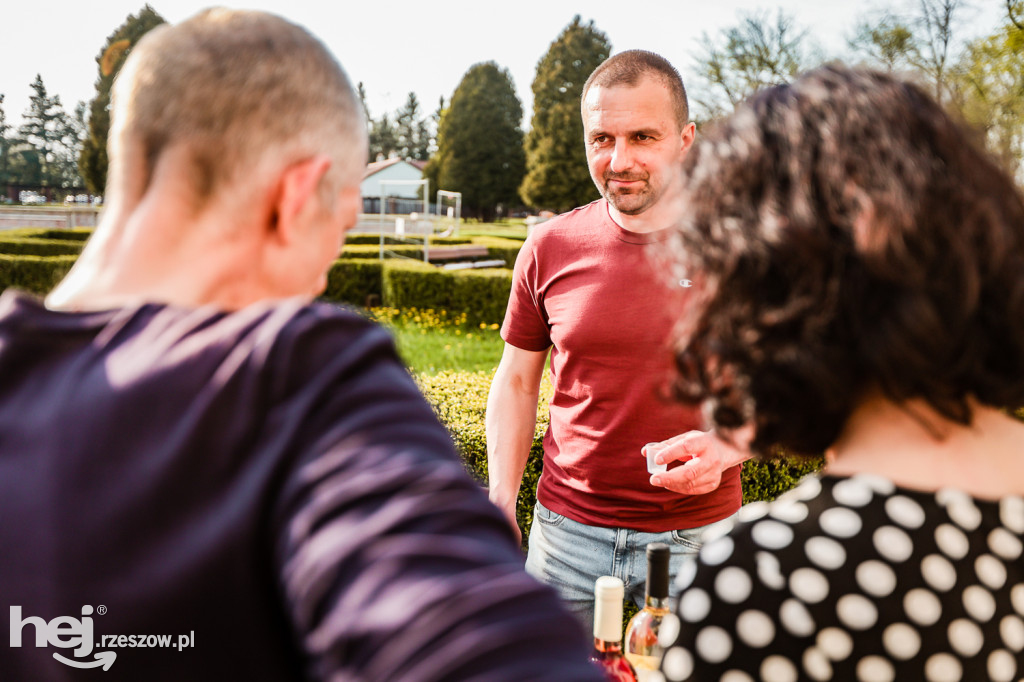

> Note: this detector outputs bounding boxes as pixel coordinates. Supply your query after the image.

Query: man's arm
[485,342,548,544]
[646,425,754,495]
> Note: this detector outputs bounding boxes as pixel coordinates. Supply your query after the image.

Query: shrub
[463,235,523,268]
[0,238,85,257]
[1,228,94,242]
[417,369,824,546]
[341,244,426,260]
[417,369,552,540]
[323,259,383,307]
[383,261,512,324]
[0,255,77,295]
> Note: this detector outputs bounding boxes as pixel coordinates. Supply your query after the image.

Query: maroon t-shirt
[502,200,741,531]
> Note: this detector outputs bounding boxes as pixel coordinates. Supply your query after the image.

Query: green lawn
[370,307,506,374]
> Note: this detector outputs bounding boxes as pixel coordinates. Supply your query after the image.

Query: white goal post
[378,179,430,261]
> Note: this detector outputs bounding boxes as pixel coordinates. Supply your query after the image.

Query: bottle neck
[643,594,669,611]
[593,637,625,655]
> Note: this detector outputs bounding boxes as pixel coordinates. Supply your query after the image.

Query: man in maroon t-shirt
[486,50,752,627]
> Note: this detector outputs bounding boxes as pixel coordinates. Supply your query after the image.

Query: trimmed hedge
[1,228,94,242]
[0,255,77,295]
[381,261,512,324]
[418,369,827,545]
[323,259,383,307]
[0,238,85,257]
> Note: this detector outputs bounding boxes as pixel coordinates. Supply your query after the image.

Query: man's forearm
[484,379,539,513]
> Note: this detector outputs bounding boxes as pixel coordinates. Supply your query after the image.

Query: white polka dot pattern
[661,646,693,681]
[694,626,732,663]
[987,649,1017,681]
[1000,615,1024,652]
[759,655,798,682]
[804,536,845,570]
[756,551,786,590]
[658,613,681,648]
[947,618,984,657]
[779,599,815,637]
[904,588,943,626]
[988,527,1022,561]
[934,523,969,559]
[735,610,774,648]
[789,567,829,604]
[885,495,926,529]
[1000,496,1024,533]
[873,526,914,562]
[801,646,831,681]
[674,557,697,590]
[856,655,895,682]
[751,520,794,549]
[660,476,1024,682]
[832,478,873,507]
[924,652,962,682]
[836,594,878,630]
[962,584,997,622]
[701,536,734,566]
[920,554,957,592]
[975,554,1007,590]
[715,566,752,603]
[816,627,853,661]
[855,560,897,597]
[882,623,921,660]
[679,587,711,622]
[818,507,862,538]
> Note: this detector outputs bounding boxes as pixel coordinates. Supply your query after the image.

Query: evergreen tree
[79,4,165,194]
[519,16,610,213]
[428,62,525,221]
[369,113,399,161]
[395,92,431,161]
[0,94,11,187]
[17,75,83,188]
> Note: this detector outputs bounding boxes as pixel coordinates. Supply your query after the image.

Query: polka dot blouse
[657,474,1024,682]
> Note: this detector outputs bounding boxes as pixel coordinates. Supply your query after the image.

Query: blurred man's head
[109,8,367,213]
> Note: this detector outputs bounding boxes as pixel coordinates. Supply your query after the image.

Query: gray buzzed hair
[582,50,689,129]
[110,8,367,208]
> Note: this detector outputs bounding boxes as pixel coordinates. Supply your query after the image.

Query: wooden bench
[426,245,490,262]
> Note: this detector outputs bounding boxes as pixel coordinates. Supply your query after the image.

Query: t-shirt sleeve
[500,232,552,352]
[266,309,601,682]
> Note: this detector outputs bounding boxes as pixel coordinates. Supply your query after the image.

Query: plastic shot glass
[645,443,668,475]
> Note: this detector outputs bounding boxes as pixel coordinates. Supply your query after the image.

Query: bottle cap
[647,543,670,600]
[594,576,625,641]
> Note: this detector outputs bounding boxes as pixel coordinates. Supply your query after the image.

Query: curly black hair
[670,64,1024,457]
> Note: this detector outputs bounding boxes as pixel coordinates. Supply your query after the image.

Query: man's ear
[269,156,333,244]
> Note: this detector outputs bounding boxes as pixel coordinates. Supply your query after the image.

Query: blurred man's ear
[269,156,333,245]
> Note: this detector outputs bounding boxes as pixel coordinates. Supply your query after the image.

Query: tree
[17,75,83,188]
[692,9,815,121]
[519,16,610,213]
[427,62,525,221]
[79,4,165,195]
[959,1,1024,180]
[394,92,431,161]
[848,15,918,72]
[369,113,399,162]
[0,94,12,186]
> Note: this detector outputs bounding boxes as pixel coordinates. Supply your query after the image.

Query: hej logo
[10,605,116,670]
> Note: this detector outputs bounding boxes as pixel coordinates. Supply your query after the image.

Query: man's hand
[490,493,523,545]
[645,429,752,495]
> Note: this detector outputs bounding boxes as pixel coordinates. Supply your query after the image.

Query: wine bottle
[590,576,638,682]
[624,543,670,680]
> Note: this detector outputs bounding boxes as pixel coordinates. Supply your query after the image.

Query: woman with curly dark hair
[656,64,1024,682]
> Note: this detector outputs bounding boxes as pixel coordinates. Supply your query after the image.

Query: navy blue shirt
[0,290,601,681]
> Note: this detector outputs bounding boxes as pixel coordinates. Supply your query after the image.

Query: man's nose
[609,139,635,174]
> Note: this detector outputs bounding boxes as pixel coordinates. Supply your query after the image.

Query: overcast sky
[0,0,1003,129]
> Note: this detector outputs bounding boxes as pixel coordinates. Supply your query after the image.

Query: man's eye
[636,133,652,141]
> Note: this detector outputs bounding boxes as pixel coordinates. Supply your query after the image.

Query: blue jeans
[525,500,722,633]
